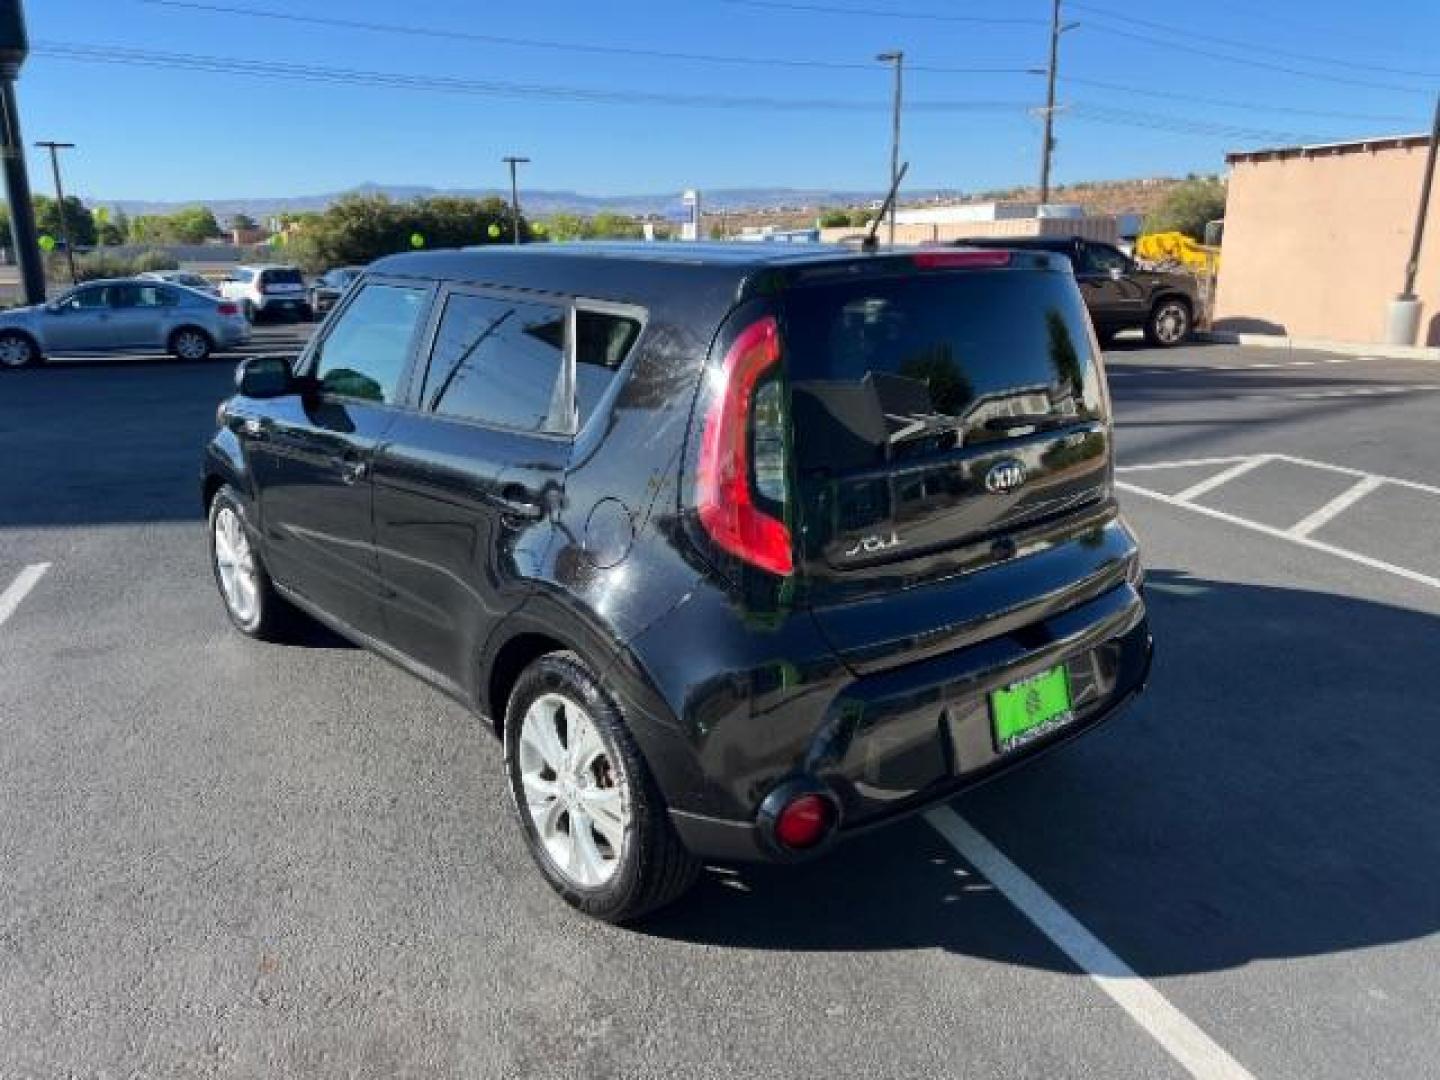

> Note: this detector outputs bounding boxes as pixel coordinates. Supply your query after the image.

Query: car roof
[370,242,920,307]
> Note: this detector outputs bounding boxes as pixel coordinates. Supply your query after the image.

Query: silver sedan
[0,278,252,368]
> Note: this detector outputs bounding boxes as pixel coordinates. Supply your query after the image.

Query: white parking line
[0,563,51,628]
[926,808,1255,1080]
[1288,475,1385,538]
[1118,481,1440,591]
[1172,457,1270,503]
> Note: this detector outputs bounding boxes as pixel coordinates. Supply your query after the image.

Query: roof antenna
[862,160,909,253]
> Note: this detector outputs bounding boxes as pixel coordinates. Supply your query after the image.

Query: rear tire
[1144,297,1192,347]
[0,330,40,369]
[208,484,297,641]
[504,651,699,923]
[169,326,213,362]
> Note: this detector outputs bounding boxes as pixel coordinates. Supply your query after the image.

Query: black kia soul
[203,243,1152,922]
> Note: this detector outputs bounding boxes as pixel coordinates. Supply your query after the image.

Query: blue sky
[17,0,1440,202]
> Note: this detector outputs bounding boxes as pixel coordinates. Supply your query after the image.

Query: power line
[715,0,1045,25]
[31,40,1339,145]
[141,0,1402,127]
[1067,0,1440,81]
[1060,76,1423,125]
[139,0,1037,74]
[31,41,1030,112]
[1079,22,1433,97]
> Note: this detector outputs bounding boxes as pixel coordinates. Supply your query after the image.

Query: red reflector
[774,794,835,850]
[695,315,794,576]
[217,302,240,316]
[912,250,1012,269]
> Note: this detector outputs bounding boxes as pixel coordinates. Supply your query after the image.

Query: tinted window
[261,267,303,285]
[423,293,567,432]
[112,284,174,308]
[575,309,641,425]
[782,270,1105,469]
[1080,244,1128,274]
[62,287,107,311]
[314,283,428,403]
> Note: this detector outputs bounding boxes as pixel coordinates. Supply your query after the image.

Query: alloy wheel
[174,330,209,360]
[213,505,259,625]
[1154,303,1189,345]
[0,335,34,368]
[517,692,630,888]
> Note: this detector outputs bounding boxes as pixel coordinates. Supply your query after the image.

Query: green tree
[229,212,258,232]
[284,194,527,272]
[34,194,97,247]
[1142,179,1227,241]
[167,206,223,243]
[818,209,852,228]
[587,212,644,239]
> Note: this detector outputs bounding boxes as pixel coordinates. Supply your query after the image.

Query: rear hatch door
[781,254,1118,654]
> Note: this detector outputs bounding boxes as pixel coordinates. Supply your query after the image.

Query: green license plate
[991,665,1075,753]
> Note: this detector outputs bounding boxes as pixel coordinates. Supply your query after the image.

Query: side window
[131,285,174,308]
[574,309,642,426]
[1081,244,1129,275]
[63,287,107,311]
[313,283,428,404]
[422,293,568,433]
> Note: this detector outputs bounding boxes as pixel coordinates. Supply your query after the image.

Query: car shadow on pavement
[641,570,1440,980]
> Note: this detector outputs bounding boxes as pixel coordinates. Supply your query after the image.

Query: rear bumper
[667,581,1151,862]
[255,294,309,312]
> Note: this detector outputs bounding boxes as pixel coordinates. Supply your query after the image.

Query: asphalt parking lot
[3,328,1439,1078]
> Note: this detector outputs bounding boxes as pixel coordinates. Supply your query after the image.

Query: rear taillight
[217,301,240,317]
[695,315,793,576]
[912,250,1012,269]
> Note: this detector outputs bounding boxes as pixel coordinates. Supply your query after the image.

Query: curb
[1198,331,1440,361]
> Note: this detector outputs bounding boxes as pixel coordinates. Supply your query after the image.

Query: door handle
[487,488,545,521]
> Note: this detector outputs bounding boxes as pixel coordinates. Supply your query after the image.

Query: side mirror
[235,355,296,398]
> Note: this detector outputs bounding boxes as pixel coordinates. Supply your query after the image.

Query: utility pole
[501,155,529,245]
[0,0,45,304]
[877,50,903,246]
[35,139,76,284]
[1038,1,1079,205]
[1387,93,1440,345]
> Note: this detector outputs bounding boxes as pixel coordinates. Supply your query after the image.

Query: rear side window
[313,283,428,403]
[782,270,1105,469]
[575,309,641,426]
[422,293,567,433]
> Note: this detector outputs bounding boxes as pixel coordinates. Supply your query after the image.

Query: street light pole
[501,155,529,246]
[35,138,76,283]
[876,50,903,247]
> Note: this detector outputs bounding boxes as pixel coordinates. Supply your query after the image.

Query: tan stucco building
[1213,134,1439,347]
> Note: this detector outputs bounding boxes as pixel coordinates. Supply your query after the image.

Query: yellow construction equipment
[1135,231,1220,274]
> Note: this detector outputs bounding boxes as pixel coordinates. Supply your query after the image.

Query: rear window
[781,270,1105,470]
[260,267,303,285]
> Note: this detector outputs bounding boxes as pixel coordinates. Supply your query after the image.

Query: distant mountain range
[97,182,967,220]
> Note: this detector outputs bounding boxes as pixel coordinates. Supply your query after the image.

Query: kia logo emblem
[985,459,1028,494]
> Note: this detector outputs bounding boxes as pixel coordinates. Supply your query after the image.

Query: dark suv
[957,236,1199,347]
[203,243,1152,922]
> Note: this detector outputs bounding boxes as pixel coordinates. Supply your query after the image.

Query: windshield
[782,270,1106,470]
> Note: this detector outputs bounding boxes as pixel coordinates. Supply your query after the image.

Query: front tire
[0,330,39,369]
[208,485,296,641]
[169,327,213,362]
[504,652,699,923]
[1145,297,1192,347]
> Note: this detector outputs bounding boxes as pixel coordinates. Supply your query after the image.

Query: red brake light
[216,301,240,316]
[774,794,835,850]
[695,315,793,576]
[912,250,1012,269]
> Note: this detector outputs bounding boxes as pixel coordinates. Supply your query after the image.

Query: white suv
[219,265,311,322]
